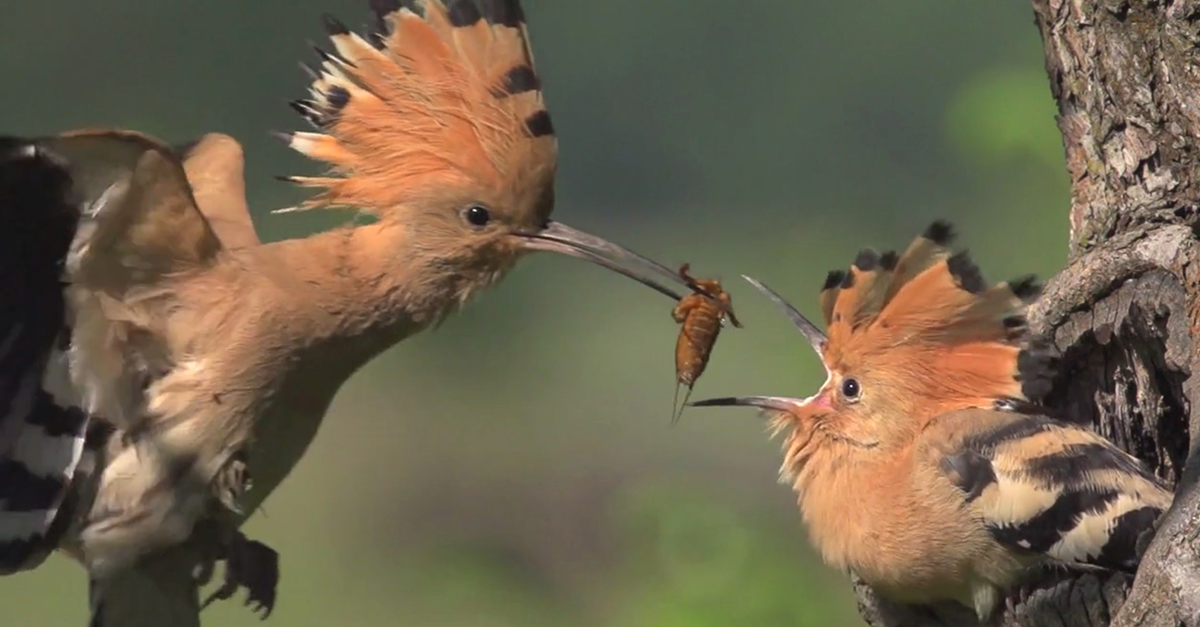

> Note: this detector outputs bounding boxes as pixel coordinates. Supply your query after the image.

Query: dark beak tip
[687,397,738,408]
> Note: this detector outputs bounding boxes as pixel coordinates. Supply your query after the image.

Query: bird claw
[200,532,279,619]
[216,456,252,516]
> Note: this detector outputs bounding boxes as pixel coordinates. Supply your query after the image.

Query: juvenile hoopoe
[692,222,1175,622]
[0,1,696,625]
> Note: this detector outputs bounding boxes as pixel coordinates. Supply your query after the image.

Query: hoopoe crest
[279,0,691,304]
[285,0,555,219]
[728,221,1049,453]
[807,221,1048,443]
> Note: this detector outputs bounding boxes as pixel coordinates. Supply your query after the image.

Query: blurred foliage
[0,1,1069,626]
[946,68,1066,172]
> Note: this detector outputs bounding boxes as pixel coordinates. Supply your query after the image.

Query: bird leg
[198,530,279,619]
[192,452,279,618]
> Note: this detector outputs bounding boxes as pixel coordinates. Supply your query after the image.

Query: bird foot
[200,531,279,619]
[214,455,252,516]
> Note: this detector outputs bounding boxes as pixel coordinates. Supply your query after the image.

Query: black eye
[465,205,491,227]
[841,378,861,400]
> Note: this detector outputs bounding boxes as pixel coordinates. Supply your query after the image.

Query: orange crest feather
[280,0,556,216]
[819,221,1052,416]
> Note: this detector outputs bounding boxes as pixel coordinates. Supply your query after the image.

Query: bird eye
[464,205,491,227]
[841,377,861,400]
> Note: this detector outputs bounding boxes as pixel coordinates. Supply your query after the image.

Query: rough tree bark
[852,1,1200,626]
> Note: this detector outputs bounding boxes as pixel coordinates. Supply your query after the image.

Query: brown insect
[672,263,742,422]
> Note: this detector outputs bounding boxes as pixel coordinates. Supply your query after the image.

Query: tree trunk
[853,1,1200,626]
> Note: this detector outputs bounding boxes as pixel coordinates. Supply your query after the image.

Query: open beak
[740,275,826,354]
[688,396,807,413]
[518,220,691,301]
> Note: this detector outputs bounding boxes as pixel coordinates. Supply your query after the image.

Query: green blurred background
[0,1,1070,625]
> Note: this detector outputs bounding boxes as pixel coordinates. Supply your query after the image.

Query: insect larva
[672,263,741,422]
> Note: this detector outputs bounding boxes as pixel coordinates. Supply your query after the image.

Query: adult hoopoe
[0,1,696,625]
[692,222,1174,622]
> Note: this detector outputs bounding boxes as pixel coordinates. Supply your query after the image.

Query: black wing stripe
[0,138,89,575]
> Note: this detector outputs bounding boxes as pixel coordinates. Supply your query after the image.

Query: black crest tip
[321,13,350,36]
[494,65,541,97]
[288,100,324,128]
[1002,315,1027,329]
[289,99,316,115]
[325,85,351,112]
[312,45,353,68]
[1015,340,1060,402]
[447,0,483,26]
[924,220,956,246]
[947,250,985,294]
[853,248,880,272]
[879,250,899,271]
[366,30,388,49]
[1009,274,1042,301]
[524,110,554,138]
[822,270,847,291]
[839,270,856,289]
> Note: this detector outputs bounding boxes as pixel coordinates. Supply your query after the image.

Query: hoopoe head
[279,0,689,299]
[693,221,1055,462]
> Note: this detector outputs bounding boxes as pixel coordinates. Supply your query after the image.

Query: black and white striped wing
[943,411,1173,572]
[0,131,224,574]
[0,139,92,573]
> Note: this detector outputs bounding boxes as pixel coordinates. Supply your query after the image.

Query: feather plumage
[280,0,556,222]
[815,220,1052,424]
[0,139,87,573]
[177,134,260,251]
[0,130,226,574]
[937,408,1171,571]
[691,221,1168,622]
[0,131,274,610]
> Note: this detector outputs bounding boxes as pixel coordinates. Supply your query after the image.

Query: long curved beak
[740,275,826,354]
[688,396,807,413]
[518,220,690,301]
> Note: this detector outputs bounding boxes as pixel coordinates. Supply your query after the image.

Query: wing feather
[0,129,223,574]
[177,134,260,250]
[936,409,1172,572]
